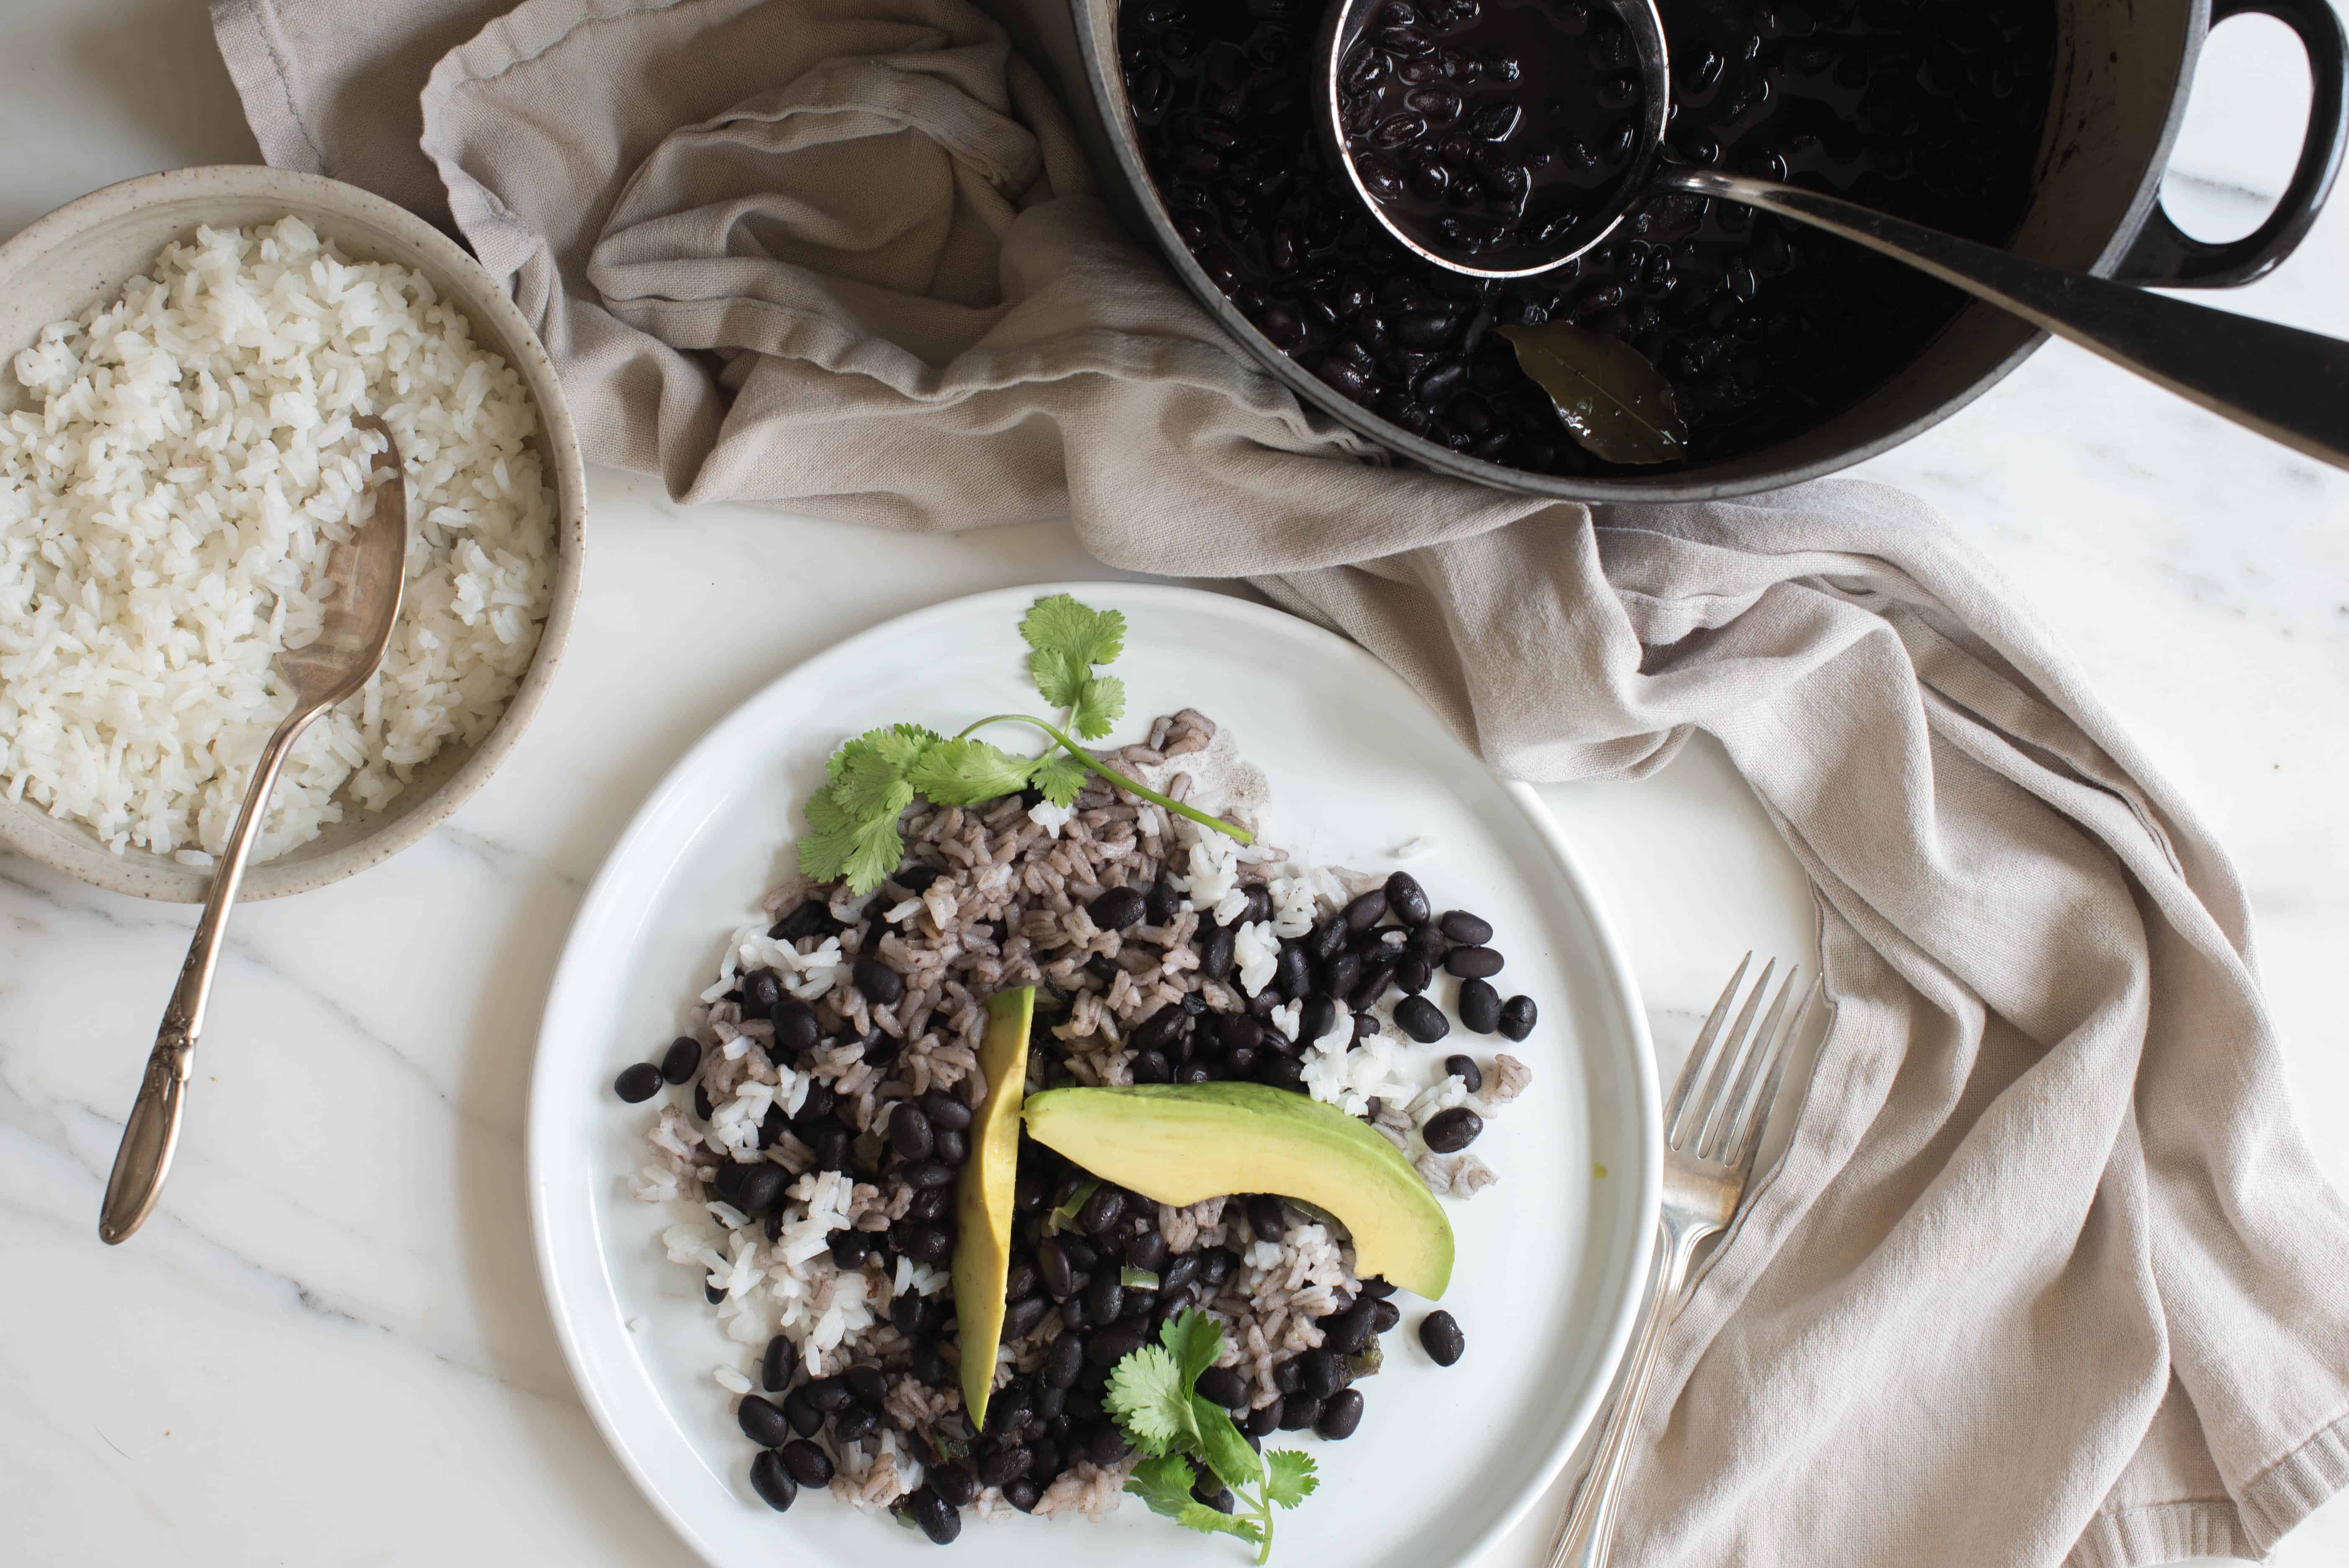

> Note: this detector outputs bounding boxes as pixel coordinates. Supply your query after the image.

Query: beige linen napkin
[211,0,2349,1562]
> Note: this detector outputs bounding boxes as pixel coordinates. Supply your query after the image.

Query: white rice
[0,216,555,859]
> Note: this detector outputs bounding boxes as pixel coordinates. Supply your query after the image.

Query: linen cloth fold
[210,0,2349,1561]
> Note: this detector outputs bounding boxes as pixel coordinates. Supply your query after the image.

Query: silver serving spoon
[1313,0,2349,470]
[98,415,409,1245]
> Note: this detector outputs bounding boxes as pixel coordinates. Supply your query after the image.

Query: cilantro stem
[955,715,1254,847]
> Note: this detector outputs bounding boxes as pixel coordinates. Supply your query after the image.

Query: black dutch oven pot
[1004,0,2348,499]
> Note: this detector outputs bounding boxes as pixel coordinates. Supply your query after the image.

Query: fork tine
[1689,959,1773,1156]
[1702,964,1797,1161]
[1725,971,1822,1172]
[1662,953,1750,1146]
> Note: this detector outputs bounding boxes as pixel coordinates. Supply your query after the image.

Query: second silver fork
[1548,954,1822,1568]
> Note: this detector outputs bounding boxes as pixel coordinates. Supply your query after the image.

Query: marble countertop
[2,1,2344,1563]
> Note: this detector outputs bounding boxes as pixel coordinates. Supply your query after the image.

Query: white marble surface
[1,0,2344,1562]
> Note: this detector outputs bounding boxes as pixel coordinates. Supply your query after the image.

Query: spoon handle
[99,705,321,1244]
[1664,168,2349,472]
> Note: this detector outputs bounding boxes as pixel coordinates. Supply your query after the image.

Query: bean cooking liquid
[1121,0,2054,473]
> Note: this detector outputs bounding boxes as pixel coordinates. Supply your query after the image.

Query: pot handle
[2116,0,2347,287]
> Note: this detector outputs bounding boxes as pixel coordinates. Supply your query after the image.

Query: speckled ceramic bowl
[0,165,585,902]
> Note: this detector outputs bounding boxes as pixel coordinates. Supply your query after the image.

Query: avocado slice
[949,985,1035,1429]
[1022,1082,1453,1299]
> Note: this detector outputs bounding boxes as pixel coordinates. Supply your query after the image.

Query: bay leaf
[1494,320,1689,465]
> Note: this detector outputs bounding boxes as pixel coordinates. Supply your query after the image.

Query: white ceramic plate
[531,584,1659,1568]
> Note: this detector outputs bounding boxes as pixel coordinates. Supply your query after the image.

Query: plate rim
[527,581,1662,1568]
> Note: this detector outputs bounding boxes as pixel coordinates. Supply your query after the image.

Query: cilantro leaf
[798,784,905,891]
[1160,1309,1226,1388]
[1068,673,1126,740]
[1263,1451,1319,1510]
[1030,751,1089,807]
[1127,1455,1263,1546]
[1188,1395,1264,1491]
[905,738,1037,805]
[1178,1503,1264,1546]
[1104,1344,1195,1457]
[1021,594,1126,703]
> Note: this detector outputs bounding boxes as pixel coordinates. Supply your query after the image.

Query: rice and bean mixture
[0,216,555,861]
[619,712,1536,1533]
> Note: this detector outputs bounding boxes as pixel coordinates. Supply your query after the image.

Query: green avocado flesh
[950,986,1034,1429]
[1021,1082,1454,1299]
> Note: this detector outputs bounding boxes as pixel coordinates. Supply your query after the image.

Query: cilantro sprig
[1105,1309,1320,1563]
[799,596,1252,894]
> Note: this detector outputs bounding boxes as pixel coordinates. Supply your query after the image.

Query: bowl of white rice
[0,165,584,901]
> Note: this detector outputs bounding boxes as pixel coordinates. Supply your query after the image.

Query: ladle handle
[1664,168,2349,472]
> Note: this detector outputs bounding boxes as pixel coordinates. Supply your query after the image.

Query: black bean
[1200,1246,1238,1286]
[1085,1424,1135,1465]
[1307,919,1349,962]
[1060,1234,1100,1271]
[779,1438,834,1488]
[1408,921,1449,959]
[1275,943,1311,1000]
[1146,878,1181,925]
[844,1366,888,1407]
[1341,889,1390,932]
[1424,1106,1484,1152]
[1244,1401,1282,1438]
[1133,1048,1173,1083]
[1458,977,1501,1033]
[1445,1054,1485,1092]
[1090,885,1148,931]
[1300,1347,1341,1399]
[770,998,820,1060]
[1390,1001,1447,1048]
[1322,951,1362,1000]
[1359,1275,1396,1298]
[1028,1436,1066,1483]
[1371,1298,1402,1332]
[1420,1310,1466,1365]
[1089,1318,1150,1365]
[1278,1393,1323,1430]
[889,1102,936,1162]
[1003,1294,1050,1340]
[911,1339,949,1387]
[1258,1051,1306,1090]
[1159,1252,1200,1296]
[852,955,903,1005]
[1300,994,1339,1046]
[916,1089,972,1132]
[1247,1194,1287,1242]
[1388,953,1427,995]
[835,1404,882,1442]
[1203,924,1236,980]
[757,1103,789,1150]
[744,971,788,1020]
[1079,1184,1128,1237]
[905,1484,960,1544]
[761,1334,794,1393]
[1350,962,1397,1011]
[829,1229,874,1267]
[907,1160,956,1192]
[976,1440,1031,1487]
[1325,1302,1378,1356]
[861,1031,901,1068]
[1004,1476,1042,1512]
[1085,1270,1127,1325]
[1044,1332,1086,1389]
[694,1081,714,1121]
[802,1375,853,1412]
[656,1036,701,1085]
[613,1062,662,1103]
[714,1160,785,1213]
[929,1460,978,1508]
[771,900,830,941]
[1177,1062,1215,1085]
[1438,910,1493,944]
[1370,872,1424,926]
[1127,1229,1171,1275]
[1206,1013,1254,1060]
[783,1385,825,1437]
[892,1293,936,1337]
[905,1224,952,1264]
[749,1449,798,1511]
[1241,883,1273,925]
[738,1393,792,1447]
[1317,1388,1366,1439]
[1195,1365,1250,1408]
[1352,1012,1382,1045]
[933,1128,967,1165]
[809,1121,852,1172]
[1445,945,1503,978]
[1500,995,1538,1040]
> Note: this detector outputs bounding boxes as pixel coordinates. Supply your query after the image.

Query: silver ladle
[98,415,409,1245]
[1314,0,2349,470]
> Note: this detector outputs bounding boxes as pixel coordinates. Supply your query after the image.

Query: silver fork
[1548,954,1823,1568]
